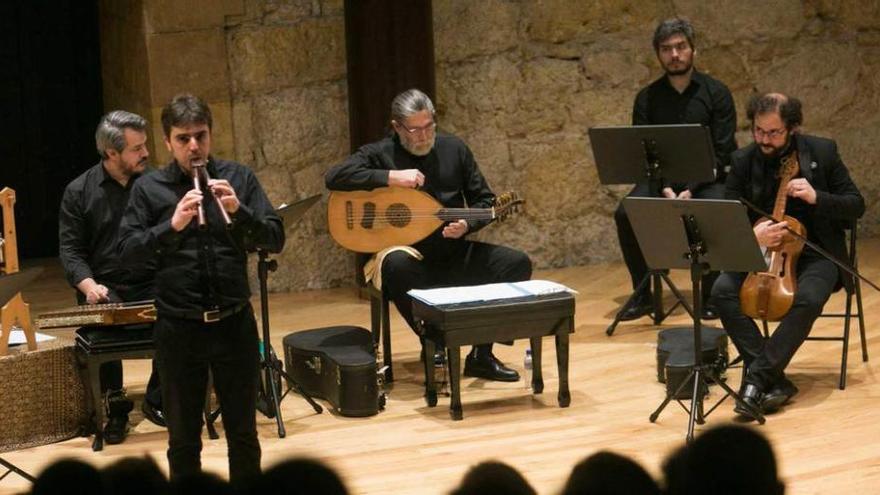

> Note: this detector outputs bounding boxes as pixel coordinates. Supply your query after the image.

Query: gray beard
[401,135,435,157]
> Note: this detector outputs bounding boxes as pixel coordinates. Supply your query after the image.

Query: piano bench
[74,324,155,452]
[413,292,575,420]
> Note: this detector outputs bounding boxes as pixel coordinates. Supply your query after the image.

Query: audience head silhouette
[255,457,349,495]
[451,460,536,495]
[31,458,104,495]
[663,424,784,495]
[561,450,659,495]
[101,455,167,495]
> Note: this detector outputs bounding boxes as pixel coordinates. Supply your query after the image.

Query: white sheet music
[408,279,576,306]
[8,330,55,346]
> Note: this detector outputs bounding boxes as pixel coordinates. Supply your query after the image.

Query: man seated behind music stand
[325,88,531,382]
[58,111,164,445]
[711,93,864,420]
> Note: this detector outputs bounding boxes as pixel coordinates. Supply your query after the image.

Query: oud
[327,187,524,253]
[739,153,807,321]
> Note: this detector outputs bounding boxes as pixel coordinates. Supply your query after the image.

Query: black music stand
[0,267,43,484]
[589,124,716,335]
[256,194,324,438]
[623,197,767,441]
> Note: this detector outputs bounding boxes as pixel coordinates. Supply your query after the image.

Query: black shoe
[701,303,719,320]
[619,298,653,321]
[464,353,520,382]
[103,389,133,444]
[103,414,130,444]
[761,378,798,413]
[733,383,763,420]
[141,401,167,427]
[420,349,446,367]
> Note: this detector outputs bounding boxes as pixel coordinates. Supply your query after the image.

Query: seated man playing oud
[325,88,531,382]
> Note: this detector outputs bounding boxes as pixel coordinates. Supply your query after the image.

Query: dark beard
[759,134,793,159]
[664,62,692,76]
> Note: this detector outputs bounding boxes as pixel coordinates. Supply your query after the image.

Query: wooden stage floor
[3,239,879,494]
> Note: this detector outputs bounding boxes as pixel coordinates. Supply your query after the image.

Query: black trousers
[711,250,837,390]
[381,241,532,353]
[98,352,162,408]
[154,306,261,483]
[614,183,724,302]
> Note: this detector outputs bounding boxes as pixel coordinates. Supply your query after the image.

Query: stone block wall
[434,0,880,272]
[225,0,348,291]
[102,0,880,291]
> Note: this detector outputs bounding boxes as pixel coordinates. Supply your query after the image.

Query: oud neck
[437,207,494,222]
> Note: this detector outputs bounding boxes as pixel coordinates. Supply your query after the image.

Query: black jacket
[725,134,865,289]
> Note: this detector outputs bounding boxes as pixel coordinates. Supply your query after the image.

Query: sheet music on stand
[408,280,577,307]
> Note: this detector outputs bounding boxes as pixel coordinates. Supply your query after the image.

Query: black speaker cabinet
[282,326,381,417]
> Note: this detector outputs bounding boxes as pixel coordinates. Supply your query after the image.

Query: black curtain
[0,0,103,259]
[344,0,435,151]
[343,0,436,285]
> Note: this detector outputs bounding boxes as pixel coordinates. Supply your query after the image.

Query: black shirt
[633,70,737,191]
[325,133,495,261]
[59,162,156,302]
[117,158,284,315]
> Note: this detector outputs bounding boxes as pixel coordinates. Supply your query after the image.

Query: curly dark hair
[746,93,803,129]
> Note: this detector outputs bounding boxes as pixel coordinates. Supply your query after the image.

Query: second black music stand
[256,194,324,437]
[623,197,767,441]
[589,124,716,335]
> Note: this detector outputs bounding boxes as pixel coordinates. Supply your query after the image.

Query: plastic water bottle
[523,349,533,389]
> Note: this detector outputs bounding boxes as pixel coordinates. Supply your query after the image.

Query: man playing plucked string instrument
[325,88,531,382]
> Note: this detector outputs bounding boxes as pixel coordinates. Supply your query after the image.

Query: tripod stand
[623,198,767,441]
[0,457,34,483]
[589,124,715,335]
[256,248,323,438]
[254,194,325,437]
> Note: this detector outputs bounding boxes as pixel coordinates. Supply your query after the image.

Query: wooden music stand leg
[1,294,34,356]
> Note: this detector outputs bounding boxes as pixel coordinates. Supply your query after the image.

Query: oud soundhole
[386,203,411,228]
[360,202,376,229]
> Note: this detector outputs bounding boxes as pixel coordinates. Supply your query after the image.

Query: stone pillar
[99,0,244,162]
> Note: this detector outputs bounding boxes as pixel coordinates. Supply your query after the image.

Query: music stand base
[257,251,323,438]
[607,271,694,336]
[650,364,765,442]
[0,456,35,483]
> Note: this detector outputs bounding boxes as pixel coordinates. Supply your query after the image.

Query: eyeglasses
[396,121,436,135]
[753,126,787,139]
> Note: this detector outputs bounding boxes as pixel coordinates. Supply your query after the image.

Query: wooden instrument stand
[1,187,35,356]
